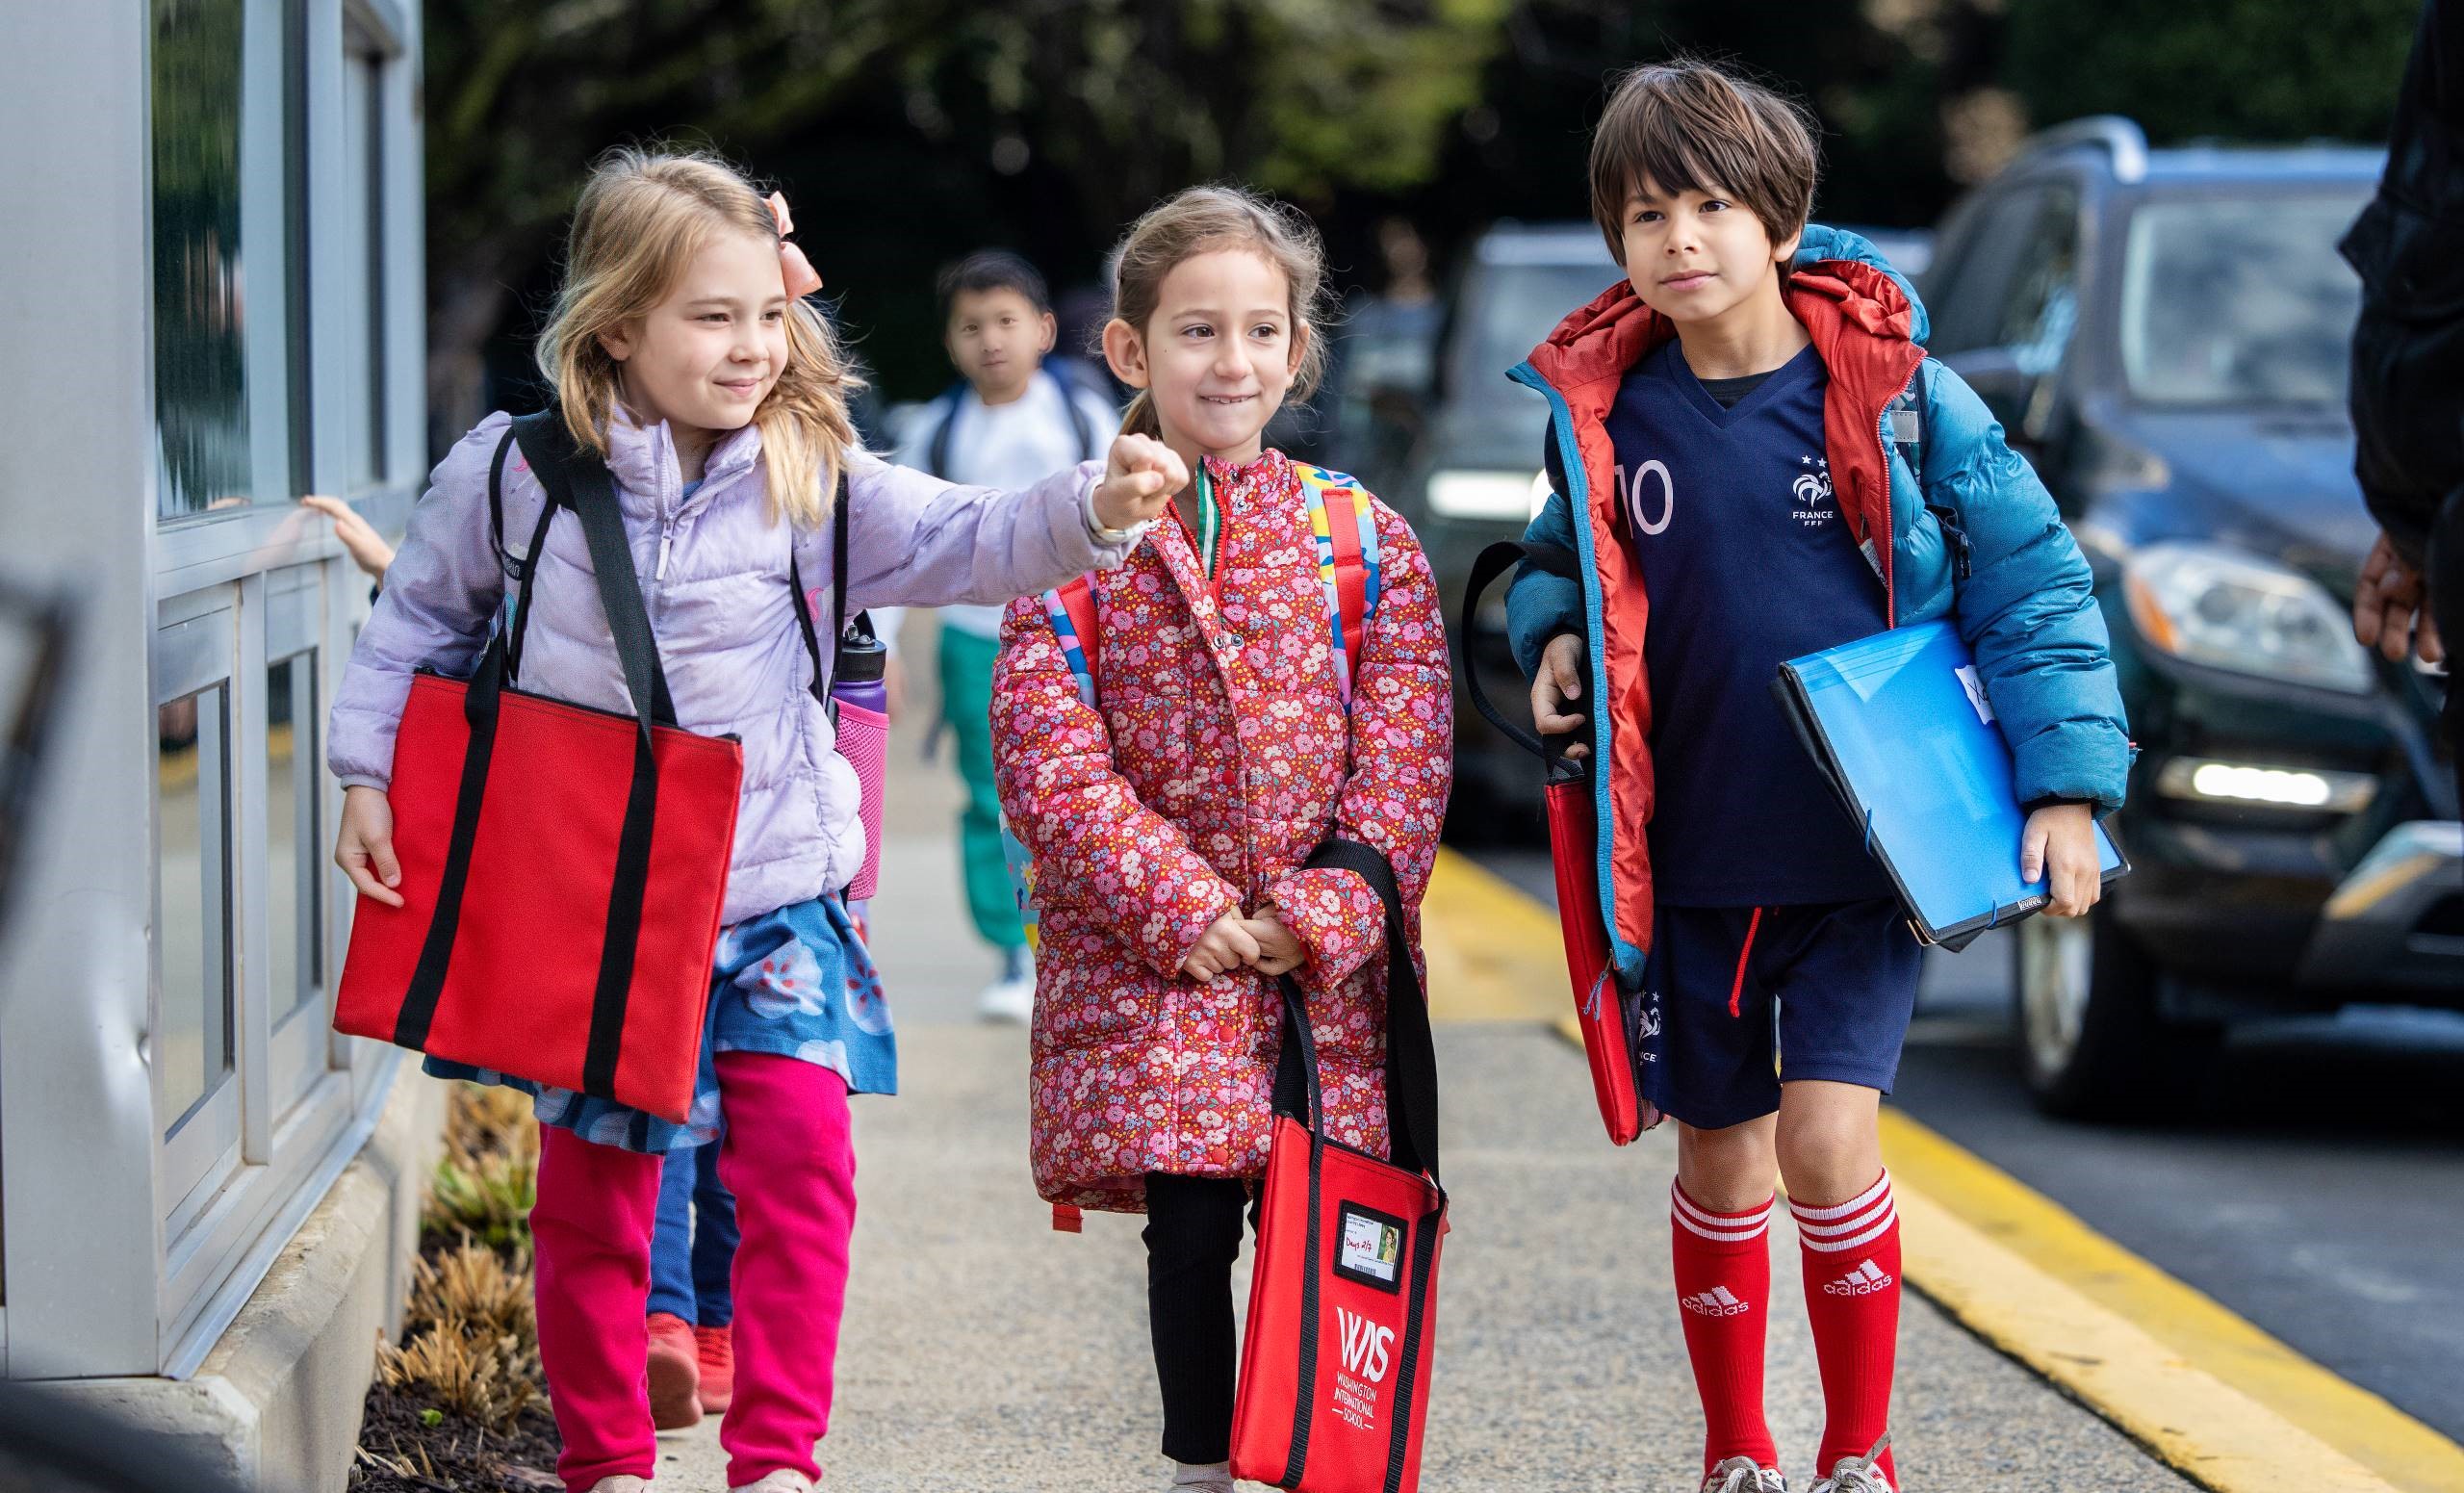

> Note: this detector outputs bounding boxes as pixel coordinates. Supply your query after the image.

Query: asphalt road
[1476,845,2464,1445]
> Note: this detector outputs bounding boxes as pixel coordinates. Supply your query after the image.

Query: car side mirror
[1941,348,2056,447]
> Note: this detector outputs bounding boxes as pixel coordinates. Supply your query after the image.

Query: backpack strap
[1048,365,1103,463]
[1295,463,1382,705]
[1042,575,1103,706]
[923,382,968,480]
[1892,365,1971,581]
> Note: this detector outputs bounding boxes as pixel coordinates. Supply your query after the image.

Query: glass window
[1992,188,2081,375]
[157,685,234,1133]
[268,653,320,1023]
[1928,189,2042,356]
[2118,190,2374,408]
[342,45,386,487]
[151,0,308,519]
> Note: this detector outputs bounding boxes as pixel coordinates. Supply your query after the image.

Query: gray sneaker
[1808,1436,1894,1493]
[1701,1457,1788,1493]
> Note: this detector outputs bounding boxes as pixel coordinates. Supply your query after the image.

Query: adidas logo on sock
[1822,1259,1895,1297]
[1681,1286,1751,1317]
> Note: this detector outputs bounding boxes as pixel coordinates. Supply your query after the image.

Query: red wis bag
[333,414,742,1122]
[1232,840,1447,1493]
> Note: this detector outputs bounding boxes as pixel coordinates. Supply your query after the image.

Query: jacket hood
[1522,222,1931,392]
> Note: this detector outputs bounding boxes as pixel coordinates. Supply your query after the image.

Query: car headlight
[1426,469,1553,523]
[2122,542,2373,693]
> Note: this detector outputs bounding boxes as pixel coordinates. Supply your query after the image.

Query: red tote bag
[1456,541,1662,1145]
[334,413,745,1122]
[1232,840,1448,1493]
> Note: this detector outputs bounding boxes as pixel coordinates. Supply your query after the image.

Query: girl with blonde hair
[327,147,1184,1493]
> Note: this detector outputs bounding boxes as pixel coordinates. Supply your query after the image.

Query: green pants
[938,625,1026,951]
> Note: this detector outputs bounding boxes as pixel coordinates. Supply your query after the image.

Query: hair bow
[766,192,824,297]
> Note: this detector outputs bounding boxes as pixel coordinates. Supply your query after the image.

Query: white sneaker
[977,972,1035,1023]
[1702,1457,1788,1493]
[588,1480,651,1493]
[1169,1462,1234,1492]
[1809,1436,1894,1493]
[730,1472,814,1493]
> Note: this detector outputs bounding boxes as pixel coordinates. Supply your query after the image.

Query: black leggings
[1143,1172,1259,1463]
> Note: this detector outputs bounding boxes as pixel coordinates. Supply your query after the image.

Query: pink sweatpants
[531,1054,858,1492]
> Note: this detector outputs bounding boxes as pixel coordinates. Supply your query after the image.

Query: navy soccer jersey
[1602,338,1893,906]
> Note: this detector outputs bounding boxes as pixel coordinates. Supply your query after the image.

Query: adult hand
[335,785,404,908]
[1180,910,1262,983]
[302,495,397,583]
[2352,530,2445,664]
[1530,632,1588,759]
[1091,433,1190,534]
[2022,803,2102,918]
[1242,906,1305,978]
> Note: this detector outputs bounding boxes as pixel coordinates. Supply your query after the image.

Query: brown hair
[1588,60,1821,265]
[1105,185,1332,439]
[533,147,863,528]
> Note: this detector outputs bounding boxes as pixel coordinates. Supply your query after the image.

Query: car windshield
[2118,190,2371,408]
[1458,260,1623,395]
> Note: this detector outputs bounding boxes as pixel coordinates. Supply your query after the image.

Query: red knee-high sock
[1671,1180,1779,1475]
[1793,1172,1901,1484]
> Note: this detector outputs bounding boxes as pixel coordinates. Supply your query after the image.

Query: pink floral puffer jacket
[991,449,1452,1214]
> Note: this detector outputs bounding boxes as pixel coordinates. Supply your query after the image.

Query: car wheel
[2013,902,2219,1120]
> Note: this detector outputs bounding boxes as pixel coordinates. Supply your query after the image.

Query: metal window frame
[0,0,423,1380]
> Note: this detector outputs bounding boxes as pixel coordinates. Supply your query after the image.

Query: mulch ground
[350,1380,563,1492]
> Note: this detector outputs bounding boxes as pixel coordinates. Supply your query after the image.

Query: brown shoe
[646,1312,702,1430]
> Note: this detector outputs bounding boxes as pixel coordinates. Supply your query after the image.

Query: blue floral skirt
[425,893,897,1154]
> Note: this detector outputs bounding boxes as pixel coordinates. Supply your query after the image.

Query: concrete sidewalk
[652,651,2193,1491]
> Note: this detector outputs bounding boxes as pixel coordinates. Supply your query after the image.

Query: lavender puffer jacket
[329,408,1131,924]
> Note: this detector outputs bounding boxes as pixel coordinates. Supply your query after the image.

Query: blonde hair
[1106,185,1332,440]
[533,147,862,528]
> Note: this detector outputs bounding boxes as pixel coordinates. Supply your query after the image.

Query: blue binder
[1774,621,2128,951]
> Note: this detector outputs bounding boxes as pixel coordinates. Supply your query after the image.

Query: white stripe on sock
[1788,1171,1890,1223]
[1793,1187,1893,1240]
[1671,1184,1774,1239]
[1797,1206,1898,1254]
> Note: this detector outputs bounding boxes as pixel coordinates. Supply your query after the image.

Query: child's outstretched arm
[990,596,1244,980]
[1260,503,1455,985]
[835,435,1184,612]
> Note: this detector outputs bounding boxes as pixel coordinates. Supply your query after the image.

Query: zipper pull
[656,528,674,581]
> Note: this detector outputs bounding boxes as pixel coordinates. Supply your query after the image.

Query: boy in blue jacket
[1505,62,2129,1493]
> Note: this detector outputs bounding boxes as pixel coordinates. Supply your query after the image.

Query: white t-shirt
[894,368,1119,638]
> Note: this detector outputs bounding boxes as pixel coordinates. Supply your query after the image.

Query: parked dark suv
[1920,117,2461,1116]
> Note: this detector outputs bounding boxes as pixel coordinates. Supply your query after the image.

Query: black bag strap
[784,470,852,708]
[397,414,672,1098]
[1269,837,1440,1183]
[1267,835,1445,1493]
[1457,539,1586,783]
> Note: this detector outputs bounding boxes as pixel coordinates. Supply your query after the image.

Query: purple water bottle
[830,619,890,902]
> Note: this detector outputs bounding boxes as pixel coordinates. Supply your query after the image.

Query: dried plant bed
[351,1085,562,1491]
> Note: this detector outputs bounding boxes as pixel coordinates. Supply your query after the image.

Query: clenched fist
[1091,432,1191,534]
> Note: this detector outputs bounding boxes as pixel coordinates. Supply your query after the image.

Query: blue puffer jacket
[1503,224,2130,981]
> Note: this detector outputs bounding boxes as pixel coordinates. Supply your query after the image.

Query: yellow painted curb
[1420,849,1565,1024]
[1881,1108,2464,1493]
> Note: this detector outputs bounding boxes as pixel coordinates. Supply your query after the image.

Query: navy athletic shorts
[1647,898,1925,1131]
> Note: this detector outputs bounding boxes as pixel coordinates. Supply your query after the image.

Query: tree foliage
[2001,0,2416,146]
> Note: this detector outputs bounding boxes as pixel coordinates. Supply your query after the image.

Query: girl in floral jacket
[990,187,1452,1492]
